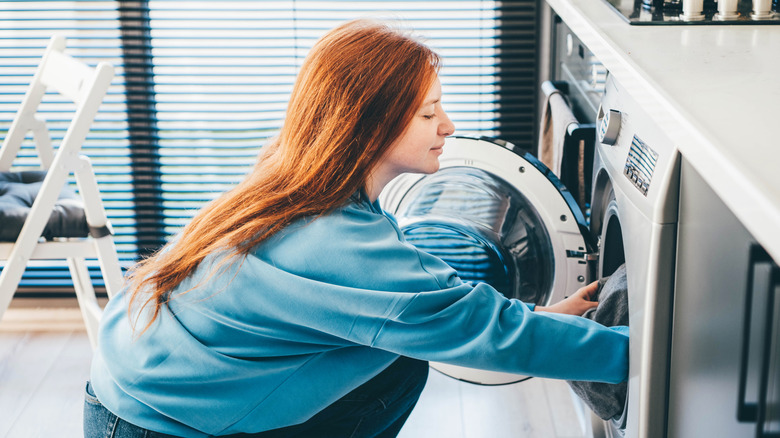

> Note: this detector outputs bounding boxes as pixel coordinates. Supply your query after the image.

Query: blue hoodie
[90,191,628,436]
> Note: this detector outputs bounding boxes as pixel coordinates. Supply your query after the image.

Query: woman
[85,19,628,438]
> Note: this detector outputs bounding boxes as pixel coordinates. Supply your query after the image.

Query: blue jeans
[84,356,429,438]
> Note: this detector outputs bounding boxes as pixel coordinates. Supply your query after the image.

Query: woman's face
[370,77,455,198]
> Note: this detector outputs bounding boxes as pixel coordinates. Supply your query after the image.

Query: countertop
[545,0,780,261]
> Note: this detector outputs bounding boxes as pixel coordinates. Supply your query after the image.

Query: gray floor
[0,305,585,438]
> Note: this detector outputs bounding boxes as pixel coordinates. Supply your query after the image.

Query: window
[0,0,538,294]
[0,1,131,293]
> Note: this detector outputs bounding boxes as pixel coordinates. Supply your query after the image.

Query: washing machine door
[380,135,596,385]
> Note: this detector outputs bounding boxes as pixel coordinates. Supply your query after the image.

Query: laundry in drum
[567,264,629,421]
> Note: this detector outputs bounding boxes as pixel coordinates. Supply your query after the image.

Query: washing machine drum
[380,136,594,385]
[394,167,555,306]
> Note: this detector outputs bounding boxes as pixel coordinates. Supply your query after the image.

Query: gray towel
[567,264,628,421]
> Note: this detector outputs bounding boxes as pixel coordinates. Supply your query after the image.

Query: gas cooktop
[605,0,780,24]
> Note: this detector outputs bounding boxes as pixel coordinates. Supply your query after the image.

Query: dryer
[380,72,680,438]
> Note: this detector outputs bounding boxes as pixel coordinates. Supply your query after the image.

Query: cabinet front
[668,159,780,437]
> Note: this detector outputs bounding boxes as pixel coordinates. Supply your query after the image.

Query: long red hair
[127,19,442,329]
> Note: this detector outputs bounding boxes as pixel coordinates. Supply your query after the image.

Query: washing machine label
[624,135,658,196]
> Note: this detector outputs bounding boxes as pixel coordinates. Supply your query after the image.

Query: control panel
[624,135,659,196]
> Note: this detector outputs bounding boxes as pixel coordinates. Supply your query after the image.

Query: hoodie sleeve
[248,201,628,384]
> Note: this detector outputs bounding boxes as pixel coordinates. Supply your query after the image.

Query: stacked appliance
[381,16,683,438]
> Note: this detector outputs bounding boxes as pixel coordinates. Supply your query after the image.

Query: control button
[597,105,622,145]
[751,0,773,19]
[680,0,705,21]
[714,0,739,20]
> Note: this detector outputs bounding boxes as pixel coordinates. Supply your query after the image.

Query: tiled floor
[0,304,586,438]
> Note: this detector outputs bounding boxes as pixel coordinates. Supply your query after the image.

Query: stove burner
[605,0,780,24]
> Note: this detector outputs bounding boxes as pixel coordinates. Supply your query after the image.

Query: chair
[0,36,123,348]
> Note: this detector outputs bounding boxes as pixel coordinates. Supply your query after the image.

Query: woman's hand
[535,281,599,316]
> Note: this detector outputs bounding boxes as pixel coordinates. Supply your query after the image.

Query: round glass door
[381,135,593,385]
[395,167,555,306]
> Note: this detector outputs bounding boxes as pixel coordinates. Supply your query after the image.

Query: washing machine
[589,72,679,438]
[380,73,680,438]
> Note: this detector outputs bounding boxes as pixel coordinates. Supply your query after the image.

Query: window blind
[147,0,507,236]
[0,0,134,294]
[0,0,538,295]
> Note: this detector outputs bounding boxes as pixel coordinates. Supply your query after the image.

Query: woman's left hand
[535,281,599,316]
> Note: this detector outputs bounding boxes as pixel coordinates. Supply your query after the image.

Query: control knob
[597,105,622,145]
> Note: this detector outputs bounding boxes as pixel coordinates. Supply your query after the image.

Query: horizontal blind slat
[0,0,537,294]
